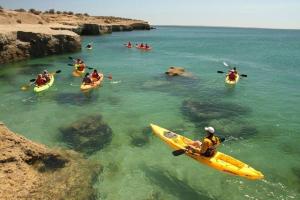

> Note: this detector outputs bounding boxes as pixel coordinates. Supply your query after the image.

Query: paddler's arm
[199,140,209,154]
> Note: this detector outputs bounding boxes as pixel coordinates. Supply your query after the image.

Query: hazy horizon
[1,0,299,30]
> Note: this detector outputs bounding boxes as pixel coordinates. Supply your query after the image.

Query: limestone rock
[0,123,101,200]
[165,66,186,76]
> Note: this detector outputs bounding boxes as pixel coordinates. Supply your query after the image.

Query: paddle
[21,70,61,91]
[217,70,247,77]
[172,137,226,156]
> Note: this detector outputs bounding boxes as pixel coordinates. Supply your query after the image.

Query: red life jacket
[77,64,85,71]
[36,77,46,86]
[92,72,99,79]
[228,72,236,81]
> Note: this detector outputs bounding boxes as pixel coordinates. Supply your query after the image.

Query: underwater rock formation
[0,123,101,200]
[181,100,256,139]
[130,126,152,147]
[144,166,215,200]
[60,114,113,155]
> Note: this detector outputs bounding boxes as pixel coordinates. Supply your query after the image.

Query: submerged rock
[60,114,113,155]
[55,92,98,106]
[130,127,152,147]
[182,100,250,122]
[143,166,215,200]
[181,100,255,139]
[0,123,101,200]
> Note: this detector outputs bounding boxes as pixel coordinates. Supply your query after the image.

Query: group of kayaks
[125,42,152,50]
[29,62,104,93]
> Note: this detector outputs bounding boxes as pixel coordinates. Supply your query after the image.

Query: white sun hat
[204,127,215,134]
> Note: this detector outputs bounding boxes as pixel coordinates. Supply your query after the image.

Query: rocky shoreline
[0,122,101,200]
[0,8,151,64]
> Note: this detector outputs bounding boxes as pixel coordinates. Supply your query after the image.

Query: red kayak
[136,45,152,50]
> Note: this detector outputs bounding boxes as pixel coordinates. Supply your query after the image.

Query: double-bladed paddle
[217,70,247,77]
[172,137,225,156]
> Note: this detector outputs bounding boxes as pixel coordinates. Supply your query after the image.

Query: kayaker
[188,127,222,157]
[35,74,47,86]
[82,73,92,85]
[233,67,238,74]
[42,70,50,82]
[127,41,132,47]
[228,70,236,81]
[77,61,86,72]
[86,43,92,49]
[91,69,101,80]
[140,43,144,48]
[145,44,149,49]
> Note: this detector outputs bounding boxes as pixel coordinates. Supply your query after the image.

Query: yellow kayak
[80,74,104,91]
[33,74,54,93]
[150,124,264,180]
[225,73,239,85]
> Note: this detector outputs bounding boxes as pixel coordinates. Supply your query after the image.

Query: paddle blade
[217,71,224,74]
[220,137,225,142]
[68,63,73,67]
[108,74,112,80]
[87,66,94,70]
[68,56,74,60]
[21,85,30,91]
[223,62,229,67]
[172,149,186,156]
[56,70,61,73]
[241,74,247,77]
[30,79,36,82]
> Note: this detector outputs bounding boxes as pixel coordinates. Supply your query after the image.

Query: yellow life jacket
[202,136,221,157]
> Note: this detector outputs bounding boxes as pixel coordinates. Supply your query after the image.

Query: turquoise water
[1,26,300,199]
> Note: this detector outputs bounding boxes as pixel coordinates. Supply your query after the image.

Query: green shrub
[15,8,26,12]
[49,9,55,14]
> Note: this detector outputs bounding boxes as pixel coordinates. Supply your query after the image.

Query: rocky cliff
[0,25,81,64]
[0,8,151,64]
[0,122,101,200]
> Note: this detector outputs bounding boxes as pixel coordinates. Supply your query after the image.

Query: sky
[1,0,300,29]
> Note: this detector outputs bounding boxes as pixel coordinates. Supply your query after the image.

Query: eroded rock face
[0,123,101,200]
[60,115,113,155]
[0,28,81,64]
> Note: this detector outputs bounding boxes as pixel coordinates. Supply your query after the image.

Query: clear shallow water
[1,26,300,200]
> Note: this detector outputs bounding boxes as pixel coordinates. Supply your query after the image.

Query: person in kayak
[188,127,222,157]
[91,69,101,81]
[86,43,92,49]
[145,44,150,49]
[140,43,144,48]
[82,73,92,85]
[35,74,47,86]
[233,67,238,75]
[227,70,236,81]
[127,41,132,47]
[77,60,86,72]
[42,70,51,82]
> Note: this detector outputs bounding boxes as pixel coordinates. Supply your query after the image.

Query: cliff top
[0,8,148,26]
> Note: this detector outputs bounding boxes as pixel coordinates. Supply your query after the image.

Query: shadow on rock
[143,166,215,200]
[60,115,113,155]
[55,92,98,106]
[130,127,152,147]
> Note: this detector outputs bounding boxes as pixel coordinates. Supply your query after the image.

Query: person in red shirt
[82,73,92,85]
[35,74,47,86]
[91,69,101,81]
[228,70,236,81]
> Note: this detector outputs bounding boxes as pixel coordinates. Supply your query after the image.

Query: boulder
[0,123,101,200]
[60,114,113,155]
[165,66,186,76]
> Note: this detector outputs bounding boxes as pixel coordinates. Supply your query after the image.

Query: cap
[204,127,215,134]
